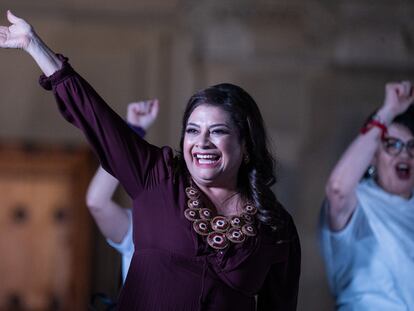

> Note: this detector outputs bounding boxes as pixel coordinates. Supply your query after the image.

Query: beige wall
[1,0,414,309]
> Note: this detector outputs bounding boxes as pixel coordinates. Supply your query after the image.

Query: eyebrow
[386,136,414,142]
[186,122,231,129]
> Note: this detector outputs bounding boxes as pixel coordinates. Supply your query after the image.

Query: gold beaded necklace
[184,183,258,250]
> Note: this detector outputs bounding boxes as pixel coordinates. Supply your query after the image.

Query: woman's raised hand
[0,10,34,50]
[382,81,414,119]
[0,11,61,76]
[127,99,159,131]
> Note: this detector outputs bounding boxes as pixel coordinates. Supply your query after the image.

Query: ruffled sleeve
[39,54,72,90]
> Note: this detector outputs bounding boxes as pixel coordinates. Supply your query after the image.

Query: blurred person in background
[321,81,414,310]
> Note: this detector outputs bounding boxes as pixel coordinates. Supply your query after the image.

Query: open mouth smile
[395,162,411,180]
[194,153,221,165]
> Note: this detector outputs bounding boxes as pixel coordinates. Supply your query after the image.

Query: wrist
[24,32,41,55]
[360,113,388,139]
[127,123,146,138]
[25,34,63,77]
[376,106,397,125]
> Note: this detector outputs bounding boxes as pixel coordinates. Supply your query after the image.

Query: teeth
[198,159,216,164]
[195,153,219,164]
[196,154,217,159]
[397,163,409,171]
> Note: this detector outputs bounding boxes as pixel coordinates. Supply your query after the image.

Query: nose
[196,131,212,149]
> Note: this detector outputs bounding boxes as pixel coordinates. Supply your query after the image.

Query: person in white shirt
[320,81,414,310]
[86,100,159,283]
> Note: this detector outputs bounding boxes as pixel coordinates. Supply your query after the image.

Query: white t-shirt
[106,209,134,284]
[320,179,414,310]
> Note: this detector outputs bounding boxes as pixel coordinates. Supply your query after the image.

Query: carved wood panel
[0,144,94,311]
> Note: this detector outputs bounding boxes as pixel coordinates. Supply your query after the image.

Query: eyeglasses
[382,137,414,157]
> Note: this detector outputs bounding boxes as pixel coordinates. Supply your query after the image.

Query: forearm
[25,32,62,76]
[326,107,396,230]
[327,106,394,200]
[327,131,380,197]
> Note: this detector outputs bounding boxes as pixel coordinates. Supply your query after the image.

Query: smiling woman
[320,81,414,310]
[0,11,300,311]
[184,105,242,187]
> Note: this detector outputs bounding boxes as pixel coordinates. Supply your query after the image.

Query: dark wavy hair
[174,83,284,230]
[393,105,414,135]
[365,105,414,135]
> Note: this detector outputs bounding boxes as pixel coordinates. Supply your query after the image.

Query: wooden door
[0,144,94,311]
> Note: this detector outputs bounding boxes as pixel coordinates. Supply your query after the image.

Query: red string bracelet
[360,118,388,139]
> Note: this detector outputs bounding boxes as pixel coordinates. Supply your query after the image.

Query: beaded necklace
[184,183,258,250]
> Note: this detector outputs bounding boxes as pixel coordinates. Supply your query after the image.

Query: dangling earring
[367,165,376,178]
[244,153,250,164]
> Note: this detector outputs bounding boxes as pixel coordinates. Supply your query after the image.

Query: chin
[192,174,216,183]
[400,186,414,198]
[388,185,413,198]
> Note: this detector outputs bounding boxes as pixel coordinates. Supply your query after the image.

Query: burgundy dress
[39,56,301,311]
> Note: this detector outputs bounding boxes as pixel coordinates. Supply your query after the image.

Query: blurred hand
[127,99,159,130]
[383,81,414,118]
[0,10,34,50]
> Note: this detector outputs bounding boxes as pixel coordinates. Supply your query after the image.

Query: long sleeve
[39,55,172,198]
[257,221,301,310]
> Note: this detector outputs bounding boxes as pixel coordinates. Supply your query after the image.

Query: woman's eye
[185,128,198,134]
[211,129,227,135]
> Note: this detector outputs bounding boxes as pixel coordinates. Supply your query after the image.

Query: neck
[374,178,413,199]
[193,182,242,216]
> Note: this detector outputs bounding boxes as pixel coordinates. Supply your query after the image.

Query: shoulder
[160,146,175,166]
[275,207,298,241]
[260,207,299,249]
[150,146,176,178]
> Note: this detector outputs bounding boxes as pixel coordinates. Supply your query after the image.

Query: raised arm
[86,100,159,243]
[325,82,414,230]
[1,12,171,198]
